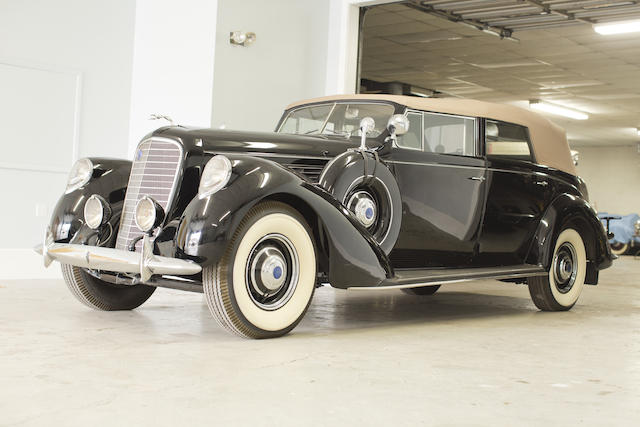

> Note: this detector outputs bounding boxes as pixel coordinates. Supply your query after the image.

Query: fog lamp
[135,196,165,232]
[84,194,111,230]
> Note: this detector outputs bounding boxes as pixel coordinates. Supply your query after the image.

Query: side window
[423,113,476,156]
[485,120,532,161]
[396,112,422,150]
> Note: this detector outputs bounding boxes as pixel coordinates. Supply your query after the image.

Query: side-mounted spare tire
[319,150,402,254]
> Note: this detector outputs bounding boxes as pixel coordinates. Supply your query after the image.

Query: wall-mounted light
[529,100,589,120]
[230,31,256,47]
[594,20,640,35]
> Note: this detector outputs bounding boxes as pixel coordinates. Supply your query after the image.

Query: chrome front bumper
[35,233,202,282]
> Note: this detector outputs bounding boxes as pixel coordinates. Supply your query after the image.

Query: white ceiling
[361,1,640,147]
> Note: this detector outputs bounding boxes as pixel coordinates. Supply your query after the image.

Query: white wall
[0,0,136,278]
[575,145,640,215]
[211,0,331,131]
[128,0,218,155]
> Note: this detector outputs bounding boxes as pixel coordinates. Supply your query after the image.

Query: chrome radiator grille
[115,138,183,251]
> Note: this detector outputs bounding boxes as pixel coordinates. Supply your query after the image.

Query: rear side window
[423,113,476,156]
[485,120,533,161]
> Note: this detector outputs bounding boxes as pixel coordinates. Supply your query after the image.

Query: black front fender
[174,155,391,288]
[49,158,131,243]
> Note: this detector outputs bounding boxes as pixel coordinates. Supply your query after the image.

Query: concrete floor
[1,258,638,426]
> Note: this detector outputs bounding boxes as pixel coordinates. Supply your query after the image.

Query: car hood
[154,126,360,159]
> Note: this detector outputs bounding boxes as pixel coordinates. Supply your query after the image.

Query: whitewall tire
[528,228,586,311]
[203,201,317,339]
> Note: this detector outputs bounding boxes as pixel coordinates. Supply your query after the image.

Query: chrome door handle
[469,176,485,182]
[535,181,548,186]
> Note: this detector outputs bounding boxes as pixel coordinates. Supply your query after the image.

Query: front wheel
[528,228,587,311]
[203,202,317,339]
[61,264,156,310]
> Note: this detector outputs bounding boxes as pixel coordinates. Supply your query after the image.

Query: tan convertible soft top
[287,94,576,176]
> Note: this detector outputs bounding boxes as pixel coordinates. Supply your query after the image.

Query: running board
[348,264,546,290]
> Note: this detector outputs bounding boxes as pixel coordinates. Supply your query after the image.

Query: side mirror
[387,114,410,137]
[359,117,376,150]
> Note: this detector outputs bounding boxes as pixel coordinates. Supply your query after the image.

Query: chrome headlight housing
[635,219,640,236]
[84,194,111,230]
[199,155,232,198]
[135,196,165,233]
[65,158,94,194]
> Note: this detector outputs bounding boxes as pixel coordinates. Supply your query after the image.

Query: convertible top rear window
[486,120,533,162]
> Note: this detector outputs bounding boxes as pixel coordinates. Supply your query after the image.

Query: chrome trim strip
[347,270,546,290]
[348,279,473,290]
[390,160,483,170]
[206,151,330,161]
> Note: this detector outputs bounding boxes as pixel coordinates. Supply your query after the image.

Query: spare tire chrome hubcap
[347,191,377,228]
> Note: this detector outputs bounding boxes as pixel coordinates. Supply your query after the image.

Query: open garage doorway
[357,0,640,216]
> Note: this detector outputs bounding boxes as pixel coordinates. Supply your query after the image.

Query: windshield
[278,103,395,138]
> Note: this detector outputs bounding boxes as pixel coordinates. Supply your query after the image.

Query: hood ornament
[149,114,176,126]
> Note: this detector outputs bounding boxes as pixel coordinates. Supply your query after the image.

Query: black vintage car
[38,94,613,338]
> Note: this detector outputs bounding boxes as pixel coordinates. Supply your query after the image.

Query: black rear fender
[526,193,613,283]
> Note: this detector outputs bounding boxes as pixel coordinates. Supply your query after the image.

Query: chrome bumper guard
[34,233,201,282]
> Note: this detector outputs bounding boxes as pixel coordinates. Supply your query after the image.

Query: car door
[475,119,554,266]
[386,110,487,269]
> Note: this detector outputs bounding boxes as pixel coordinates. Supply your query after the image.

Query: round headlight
[84,194,111,230]
[135,196,165,232]
[199,155,232,198]
[65,158,94,194]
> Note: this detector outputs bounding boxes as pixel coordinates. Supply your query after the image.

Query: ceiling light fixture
[529,100,589,120]
[593,19,640,35]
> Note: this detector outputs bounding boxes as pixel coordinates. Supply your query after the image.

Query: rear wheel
[528,228,586,311]
[401,285,440,296]
[61,264,155,310]
[203,202,317,339]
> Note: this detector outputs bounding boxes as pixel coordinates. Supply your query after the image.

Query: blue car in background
[598,213,640,255]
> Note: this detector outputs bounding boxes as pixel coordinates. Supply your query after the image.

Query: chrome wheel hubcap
[246,233,299,310]
[553,242,578,293]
